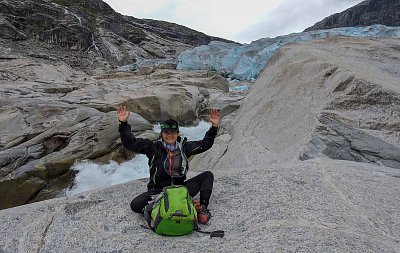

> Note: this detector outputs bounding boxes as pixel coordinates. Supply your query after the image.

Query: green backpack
[144,185,198,236]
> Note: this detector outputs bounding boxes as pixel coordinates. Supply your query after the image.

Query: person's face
[162,130,179,145]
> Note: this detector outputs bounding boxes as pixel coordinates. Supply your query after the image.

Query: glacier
[177,25,400,81]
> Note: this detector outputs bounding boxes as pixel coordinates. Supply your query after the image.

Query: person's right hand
[117,105,130,122]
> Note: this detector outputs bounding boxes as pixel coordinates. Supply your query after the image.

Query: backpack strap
[176,140,188,176]
[195,228,225,238]
[140,224,153,231]
[140,225,225,238]
[143,192,164,229]
[143,204,153,229]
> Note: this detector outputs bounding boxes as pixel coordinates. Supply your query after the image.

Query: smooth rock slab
[0,159,399,252]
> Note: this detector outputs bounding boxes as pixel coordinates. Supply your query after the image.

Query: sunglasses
[163,130,178,135]
[160,123,178,130]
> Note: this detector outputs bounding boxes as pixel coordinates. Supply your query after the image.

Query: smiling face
[162,130,179,145]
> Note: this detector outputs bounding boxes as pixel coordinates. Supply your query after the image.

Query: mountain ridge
[305,0,400,32]
[0,0,236,74]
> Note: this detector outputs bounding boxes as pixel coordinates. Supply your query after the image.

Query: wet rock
[0,103,152,209]
[0,176,46,210]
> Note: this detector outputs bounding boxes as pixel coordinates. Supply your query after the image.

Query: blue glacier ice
[177,25,400,81]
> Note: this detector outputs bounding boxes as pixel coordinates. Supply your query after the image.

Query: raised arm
[185,109,220,157]
[117,105,130,122]
[209,109,220,127]
[117,105,152,154]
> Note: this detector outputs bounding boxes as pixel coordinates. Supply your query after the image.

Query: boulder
[61,69,230,122]
[0,100,152,209]
[148,69,230,91]
[124,85,200,124]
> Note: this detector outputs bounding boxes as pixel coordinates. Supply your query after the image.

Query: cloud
[103,0,171,17]
[234,0,364,43]
[103,0,283,40]
[103,0,365,43]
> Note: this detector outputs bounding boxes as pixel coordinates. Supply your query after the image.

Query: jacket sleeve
[119,121,153,154]
[185,126,218,158]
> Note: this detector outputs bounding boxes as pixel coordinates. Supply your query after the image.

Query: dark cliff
[305,0,400,32]
[0,0,235,73]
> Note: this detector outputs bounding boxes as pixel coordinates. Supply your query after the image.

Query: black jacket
[119,121,218,189]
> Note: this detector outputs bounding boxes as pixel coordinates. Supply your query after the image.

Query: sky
[103,0,364,43]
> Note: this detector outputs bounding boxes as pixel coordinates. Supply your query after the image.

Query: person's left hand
[117,105,130,122]
[209,109,220,127]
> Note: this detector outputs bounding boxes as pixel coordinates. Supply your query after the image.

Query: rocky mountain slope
[1,36,399,252]
[305,0,400,32]
[0,0,234,74]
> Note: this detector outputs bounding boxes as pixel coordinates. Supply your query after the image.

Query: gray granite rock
[0,159,399,252]
[300,114,400,168]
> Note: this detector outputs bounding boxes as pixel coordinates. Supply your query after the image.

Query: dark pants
[130,171,214,213]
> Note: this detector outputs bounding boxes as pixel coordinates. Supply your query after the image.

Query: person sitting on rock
[117,105,220,224]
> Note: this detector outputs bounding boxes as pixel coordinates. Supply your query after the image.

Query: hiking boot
[192,199,201,213]
[198,205,212,224]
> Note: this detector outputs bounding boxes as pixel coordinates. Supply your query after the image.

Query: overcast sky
[103,0,364,43]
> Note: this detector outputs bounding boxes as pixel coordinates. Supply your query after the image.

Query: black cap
[160,119,179,132]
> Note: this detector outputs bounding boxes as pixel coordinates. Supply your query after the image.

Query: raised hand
[117,105,130,122]
[209,109,220,127]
